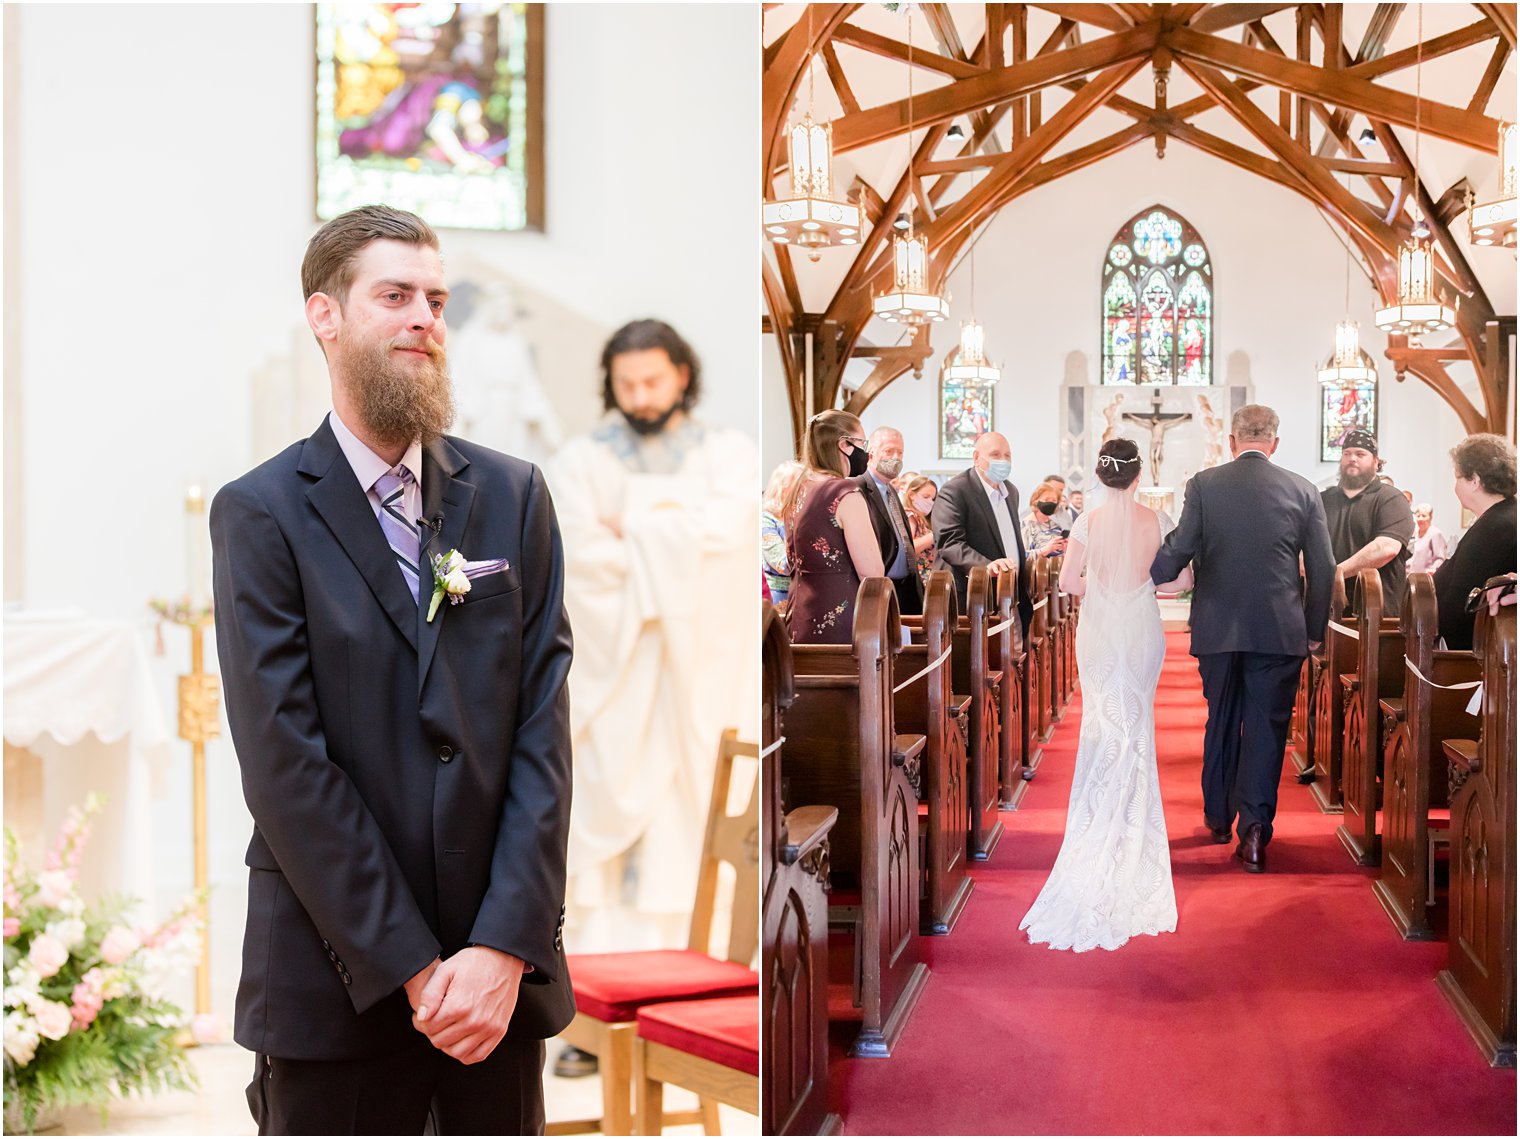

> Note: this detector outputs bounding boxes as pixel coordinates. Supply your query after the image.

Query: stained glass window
[1321,381,1378,462]
[940,375,995,460]
[1101,206,1212,385]
[316,4,543,233]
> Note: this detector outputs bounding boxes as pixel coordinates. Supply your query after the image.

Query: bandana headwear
[1340,429,1378,456]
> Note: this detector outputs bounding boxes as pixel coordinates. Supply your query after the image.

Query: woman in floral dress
[781,410,885,644]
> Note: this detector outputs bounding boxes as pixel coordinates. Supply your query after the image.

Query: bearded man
[211,205,573,1134]
[1321,430,1414,618]
[545,320,757,965]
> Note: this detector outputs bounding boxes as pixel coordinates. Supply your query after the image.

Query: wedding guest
[782,410,885,644]
[1068,489,1084,518]
[931,431,1034,626]
[762,460,803,605]
[1321,431,1414,617]
[1407,502,1449,575]
[901,474,940,588]
[860,426,923,615]
[1434,434,1517,651]
[1022,479,1069,558]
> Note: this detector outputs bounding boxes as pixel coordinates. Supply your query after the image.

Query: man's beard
[620,401,682,437]
[1339,467,1376,492]
[342,332,455,448]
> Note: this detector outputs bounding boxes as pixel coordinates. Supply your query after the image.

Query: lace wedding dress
[1019,497,1178,952]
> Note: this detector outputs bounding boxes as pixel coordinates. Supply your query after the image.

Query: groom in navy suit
[211,205,574,1133]
[1151,404,1334,872]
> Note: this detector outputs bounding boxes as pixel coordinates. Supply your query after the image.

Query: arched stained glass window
[1101,206,1212,385]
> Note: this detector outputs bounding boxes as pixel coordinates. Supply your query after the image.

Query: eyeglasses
[843,436,868,449]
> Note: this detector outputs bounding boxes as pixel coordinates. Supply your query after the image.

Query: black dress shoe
[1296,767,1317,785]
[1204,817,1233,844]
[1021,767,1036,782]
[1234,823,1267,873]
[553,1045,598,1078]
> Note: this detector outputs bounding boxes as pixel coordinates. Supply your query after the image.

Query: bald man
[932,432,1034,630]
[860,426,924,616]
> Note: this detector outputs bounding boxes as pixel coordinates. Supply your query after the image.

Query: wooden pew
[1336,570,1406,865]
[952,566,1006,861]
[897,573,973,935]
[1289,650,1319,776]
[1435,603,1517,1068]
[761,603,841,1135]
[1062,583,1080,705]
[1043,555,1066,727]
[996,567,1033,805]
[784,579,929,1058]
[1018,559,1045,774]
[1373,573,1481,940]
[1307,607,1358,812]
[1026,559,1053,744]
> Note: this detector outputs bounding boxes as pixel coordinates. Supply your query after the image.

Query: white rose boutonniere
[427,550,510,622]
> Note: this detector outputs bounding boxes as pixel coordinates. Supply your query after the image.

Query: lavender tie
[374,467,421,603]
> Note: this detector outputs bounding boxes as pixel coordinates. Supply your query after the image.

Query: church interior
[760,2,1516,1135]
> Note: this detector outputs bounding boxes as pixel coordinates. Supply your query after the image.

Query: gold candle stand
[153,601,218,1020]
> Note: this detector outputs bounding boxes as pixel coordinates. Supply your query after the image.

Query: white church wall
[856,140,1505,542]
[8,2,756,1027]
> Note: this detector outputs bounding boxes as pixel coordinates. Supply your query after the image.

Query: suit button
[341,970,352,985]
[438,746,453,763]
[327,949,337,961]
[321,939,331,949]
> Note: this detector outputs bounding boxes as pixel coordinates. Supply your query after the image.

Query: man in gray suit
[1151,405,1335,873]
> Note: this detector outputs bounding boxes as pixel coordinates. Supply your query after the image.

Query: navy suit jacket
[211,418,575,1060]
[1150,451,1335,657]
[930,467,1034,630]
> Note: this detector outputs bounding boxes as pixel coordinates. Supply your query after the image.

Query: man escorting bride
[1021,405,1335,952]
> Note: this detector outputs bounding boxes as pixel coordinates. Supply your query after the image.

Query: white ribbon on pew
[892,647,953,694]
[758,735,786,760]
[1403,657,1483,716]
[987,616,1016,638]
[1031,597,1048,613]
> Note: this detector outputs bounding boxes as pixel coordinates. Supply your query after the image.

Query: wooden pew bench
[783,579,929,1058]
[1337,570,1407,865]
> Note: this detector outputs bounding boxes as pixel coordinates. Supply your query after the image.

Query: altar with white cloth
[3,608,171,913]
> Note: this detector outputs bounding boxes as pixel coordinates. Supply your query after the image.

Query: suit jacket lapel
[416,437,476,695]
[302,420,419,653]
[965,470,1001,549]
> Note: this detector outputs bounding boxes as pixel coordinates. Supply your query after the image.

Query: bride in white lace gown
[1019,441,1193,952]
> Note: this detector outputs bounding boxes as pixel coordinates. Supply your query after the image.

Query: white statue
[448,285,563,466]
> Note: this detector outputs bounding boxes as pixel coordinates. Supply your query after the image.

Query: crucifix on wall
[1122,395,1192,485]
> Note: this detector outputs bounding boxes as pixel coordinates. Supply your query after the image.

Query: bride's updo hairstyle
[1095,438,1143,489]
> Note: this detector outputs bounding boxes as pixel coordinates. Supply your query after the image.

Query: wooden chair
[634,994,759,1136]
[1436,603,1516,1067]
[1373,574,1480,940]
[785,578,928,1058]
[550,730,760,1136]
[1336,570,1405,866]
[898,572,972,934]
[760,601,841,1134]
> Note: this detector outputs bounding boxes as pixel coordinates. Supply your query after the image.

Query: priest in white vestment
[545,320,758,955]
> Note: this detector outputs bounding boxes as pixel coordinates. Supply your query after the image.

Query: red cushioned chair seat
[567,950,757,1022]
[637,995,759,1077]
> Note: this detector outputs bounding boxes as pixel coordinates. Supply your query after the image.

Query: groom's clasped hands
[403,947,527,1065]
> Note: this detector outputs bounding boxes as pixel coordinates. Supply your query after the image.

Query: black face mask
[1037,500,1059,517]
[845,445,869,478]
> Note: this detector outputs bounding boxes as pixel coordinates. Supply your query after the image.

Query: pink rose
[33,999,72,1041]
[69,981,103,1031]
[99,926,140,965]
[27,933,69,978]
[191,1013,223,1044]
[3,918,19,939]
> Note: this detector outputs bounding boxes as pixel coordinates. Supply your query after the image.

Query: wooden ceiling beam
[763,5,858,184]
[1178,56,1405,255]
[922,56,1150,250]
[820,41,862,117]
[830,21,1161,155]
[1318,155,1407,178]
[1346,19,1501,81]
[1114,3,1153,23]
[1168,5,1210,24]
[1469,38,1513,114]
[830,23,985,80]
[918,9,1000,147]
[759,256,804,445]
[1164,119,1302,192]
[1475,3,1516,48]
[1387,345,1489,435]
[1026,4,1136,33]
[1189,4,1299,34]
[1167,25,1503,153]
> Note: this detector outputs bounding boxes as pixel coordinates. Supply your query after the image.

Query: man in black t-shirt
[1321,430,1415,619]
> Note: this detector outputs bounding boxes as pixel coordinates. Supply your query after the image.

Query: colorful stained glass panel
[1101,205,1212,385]
[940,376,995,459]
[1321,382,1378,461]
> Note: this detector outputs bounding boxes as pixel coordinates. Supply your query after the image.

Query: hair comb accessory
[1098,454,1140,469]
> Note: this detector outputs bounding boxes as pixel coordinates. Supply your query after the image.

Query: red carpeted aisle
[828,633,1516,1135]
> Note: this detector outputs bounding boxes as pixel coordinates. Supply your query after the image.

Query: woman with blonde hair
[900,474,941,588]
[782,409,885,643]
[762,460,803,604]
[1022,478,1069,558]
